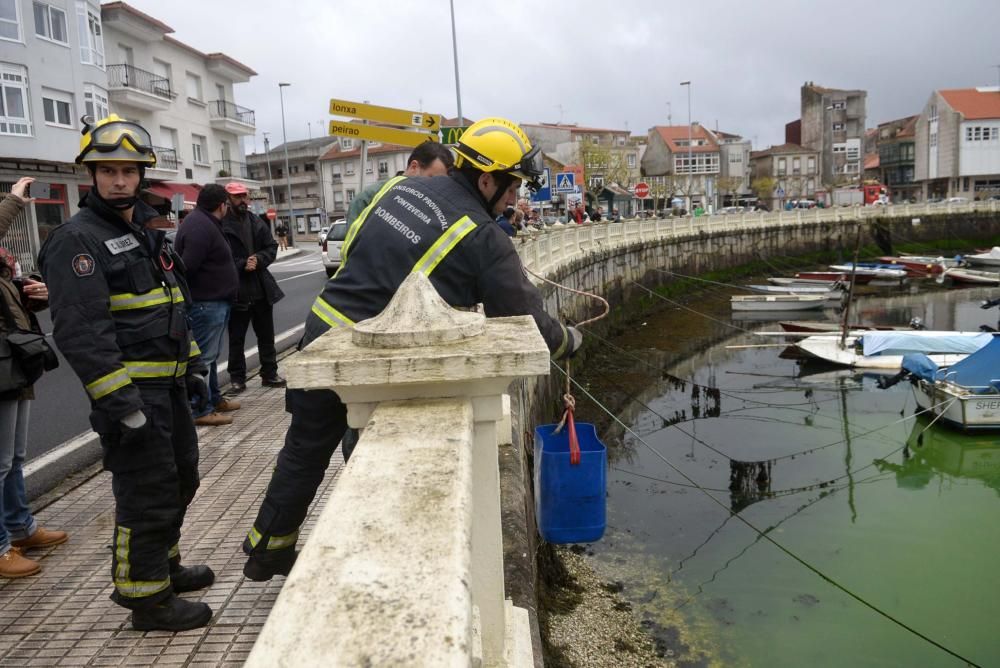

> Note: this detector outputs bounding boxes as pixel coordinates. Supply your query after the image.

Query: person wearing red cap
[221,182,285,392]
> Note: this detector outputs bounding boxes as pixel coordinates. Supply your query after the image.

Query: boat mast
[839,223,862,349]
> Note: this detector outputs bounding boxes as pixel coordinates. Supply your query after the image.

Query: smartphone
[30,181,51,200]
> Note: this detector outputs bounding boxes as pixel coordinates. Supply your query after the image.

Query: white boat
[746,284,842,298]
[730,295,828,311]
[768,277,840,287]
[964,247,1000,268]
[829,263,908,279]
[941,267,1000,285]
[794,331,993,369]
[906,336,1000,431]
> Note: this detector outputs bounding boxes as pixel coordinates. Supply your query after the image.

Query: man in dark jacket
[38,115,214,631]
[221,182,285,393]
[174,184,239,425]
[241,119,583,581]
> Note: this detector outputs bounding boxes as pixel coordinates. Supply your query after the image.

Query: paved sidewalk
[0,382,345,666]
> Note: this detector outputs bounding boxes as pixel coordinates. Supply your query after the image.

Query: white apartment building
[319,139,412,221]
[0,0,257,269]
[914,86,1000,200]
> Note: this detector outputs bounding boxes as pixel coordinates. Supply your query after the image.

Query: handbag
[0,287,58,393]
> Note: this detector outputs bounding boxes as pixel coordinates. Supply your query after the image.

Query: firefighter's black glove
[186,372,211,414]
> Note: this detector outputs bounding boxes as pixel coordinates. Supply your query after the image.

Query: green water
[583,287,1000,667]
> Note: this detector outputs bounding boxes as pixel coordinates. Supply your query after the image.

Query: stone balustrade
[246,273,548,667]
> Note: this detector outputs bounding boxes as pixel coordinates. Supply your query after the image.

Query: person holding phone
[0,176,67,579]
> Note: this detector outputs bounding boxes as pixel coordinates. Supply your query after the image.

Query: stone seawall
[501,212,1000,662]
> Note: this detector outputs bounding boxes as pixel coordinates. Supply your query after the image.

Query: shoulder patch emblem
[71,253,96,277]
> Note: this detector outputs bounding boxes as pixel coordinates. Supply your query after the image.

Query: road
[28,247,327,464]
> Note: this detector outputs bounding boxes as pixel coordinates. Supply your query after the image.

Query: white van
[321,219,348,277]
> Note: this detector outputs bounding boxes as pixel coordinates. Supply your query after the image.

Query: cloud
[125,0,1000,152]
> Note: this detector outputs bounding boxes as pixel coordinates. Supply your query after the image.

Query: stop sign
[634,182,650,198]
[266,208,277,221]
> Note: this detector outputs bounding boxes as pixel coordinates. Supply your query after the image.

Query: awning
[144,182,203,211]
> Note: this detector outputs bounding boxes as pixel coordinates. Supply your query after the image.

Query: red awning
[144,182,203,211]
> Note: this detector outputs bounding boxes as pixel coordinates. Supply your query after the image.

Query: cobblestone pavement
[0,382,345,666]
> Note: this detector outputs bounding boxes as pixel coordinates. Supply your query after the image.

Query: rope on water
[550,362,982,668]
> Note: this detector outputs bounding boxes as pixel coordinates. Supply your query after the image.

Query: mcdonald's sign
[440,126,469,145]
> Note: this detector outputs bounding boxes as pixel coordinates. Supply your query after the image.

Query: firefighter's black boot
[131,595,213,632]
[242,544,298,582]
[169,557,215,593]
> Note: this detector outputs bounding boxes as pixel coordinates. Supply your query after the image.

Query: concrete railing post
[247,273,549,667]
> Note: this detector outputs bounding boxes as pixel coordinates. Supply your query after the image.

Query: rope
[549,362,982,667]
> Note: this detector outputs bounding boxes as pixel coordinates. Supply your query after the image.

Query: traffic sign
[266,208,277,221]
[328,120,439,148]
[329,98,440,132]
[531,167,551,203]
[553,172,576,194]
[633,182,650,199]
[170,192,184,214]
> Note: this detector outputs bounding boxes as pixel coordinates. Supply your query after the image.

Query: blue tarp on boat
[861,331,994,357]
[901,353,939,382]
[933,335,1000,392]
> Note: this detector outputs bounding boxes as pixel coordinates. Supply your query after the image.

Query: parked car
[321,219,348,277]
[946,197,969,204]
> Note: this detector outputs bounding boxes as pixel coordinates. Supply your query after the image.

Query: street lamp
[680,81,692,211]
[262,132,277,217]
[449,0,463,122]
[278,82,295,246]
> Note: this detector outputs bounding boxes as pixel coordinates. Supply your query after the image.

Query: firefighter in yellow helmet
[38,115,215,631]
[241,116,583,581]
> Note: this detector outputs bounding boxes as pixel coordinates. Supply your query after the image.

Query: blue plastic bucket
[534,422,607,543]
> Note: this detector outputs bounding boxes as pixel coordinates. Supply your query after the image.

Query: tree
[751,177,777,203]
[579,140,632,192]
[716,176,743,206]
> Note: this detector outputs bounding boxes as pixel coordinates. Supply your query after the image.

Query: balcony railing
[152,146,178,170]
[106,64,175,100]
[209,100,255,126]
[215,160,251,179]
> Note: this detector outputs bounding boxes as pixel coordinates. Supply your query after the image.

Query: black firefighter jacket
[38,196,204,423]
[303,173,572,357]
[221,210,284,308]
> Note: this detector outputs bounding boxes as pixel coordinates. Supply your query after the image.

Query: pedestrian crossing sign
[553,172,576,193]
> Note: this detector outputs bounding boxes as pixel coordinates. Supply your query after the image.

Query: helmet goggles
[456,141,545,192]
[86,121,155,156]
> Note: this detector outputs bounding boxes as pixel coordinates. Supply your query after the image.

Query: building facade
[0,0,257,268]
[317,140,413,226]
[749,143,820,210]
[876,115,918,202]
[246,136,336,237]
[799,82,867,187]
[914,87,1000,200]
[641,123,750,210]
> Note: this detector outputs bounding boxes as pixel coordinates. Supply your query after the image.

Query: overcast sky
[125,0,1000,154]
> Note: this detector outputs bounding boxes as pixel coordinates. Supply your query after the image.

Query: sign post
[329,99,440,132]
[531,167,551,204]
[552,172,576,194]
[633,182,650,199]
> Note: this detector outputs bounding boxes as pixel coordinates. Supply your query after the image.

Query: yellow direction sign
[328,98,441,132]
[327,120,439,148]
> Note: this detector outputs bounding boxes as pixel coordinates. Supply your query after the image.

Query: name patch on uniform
[104,234,140,255]
[71,253,95,277]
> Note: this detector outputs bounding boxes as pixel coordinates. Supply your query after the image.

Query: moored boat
[746,284,842,298]
[795,271,874,284]
[779,320,913,333]
[942,267,1000,285]
[793,330,992,369]
[878,256,946,276]
[730,295,828,311]
[768,277,840,287]
[828,263,909,279]
[964,247,1000,268]
[903,336,1000,431]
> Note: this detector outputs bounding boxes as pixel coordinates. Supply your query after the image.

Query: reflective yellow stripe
[189,340,201,358]
[122,360,180,379]
[341,175,407,261]
[246,526,298,551]
[109,288,170,312]
[266,530,299,550]
[412,216,477,277]
[310,295,355,330]
[86,368,132,400]
[112,527,170,598]
[168,543,180,559]
[175,361,188,377]
[169,286,184,303]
